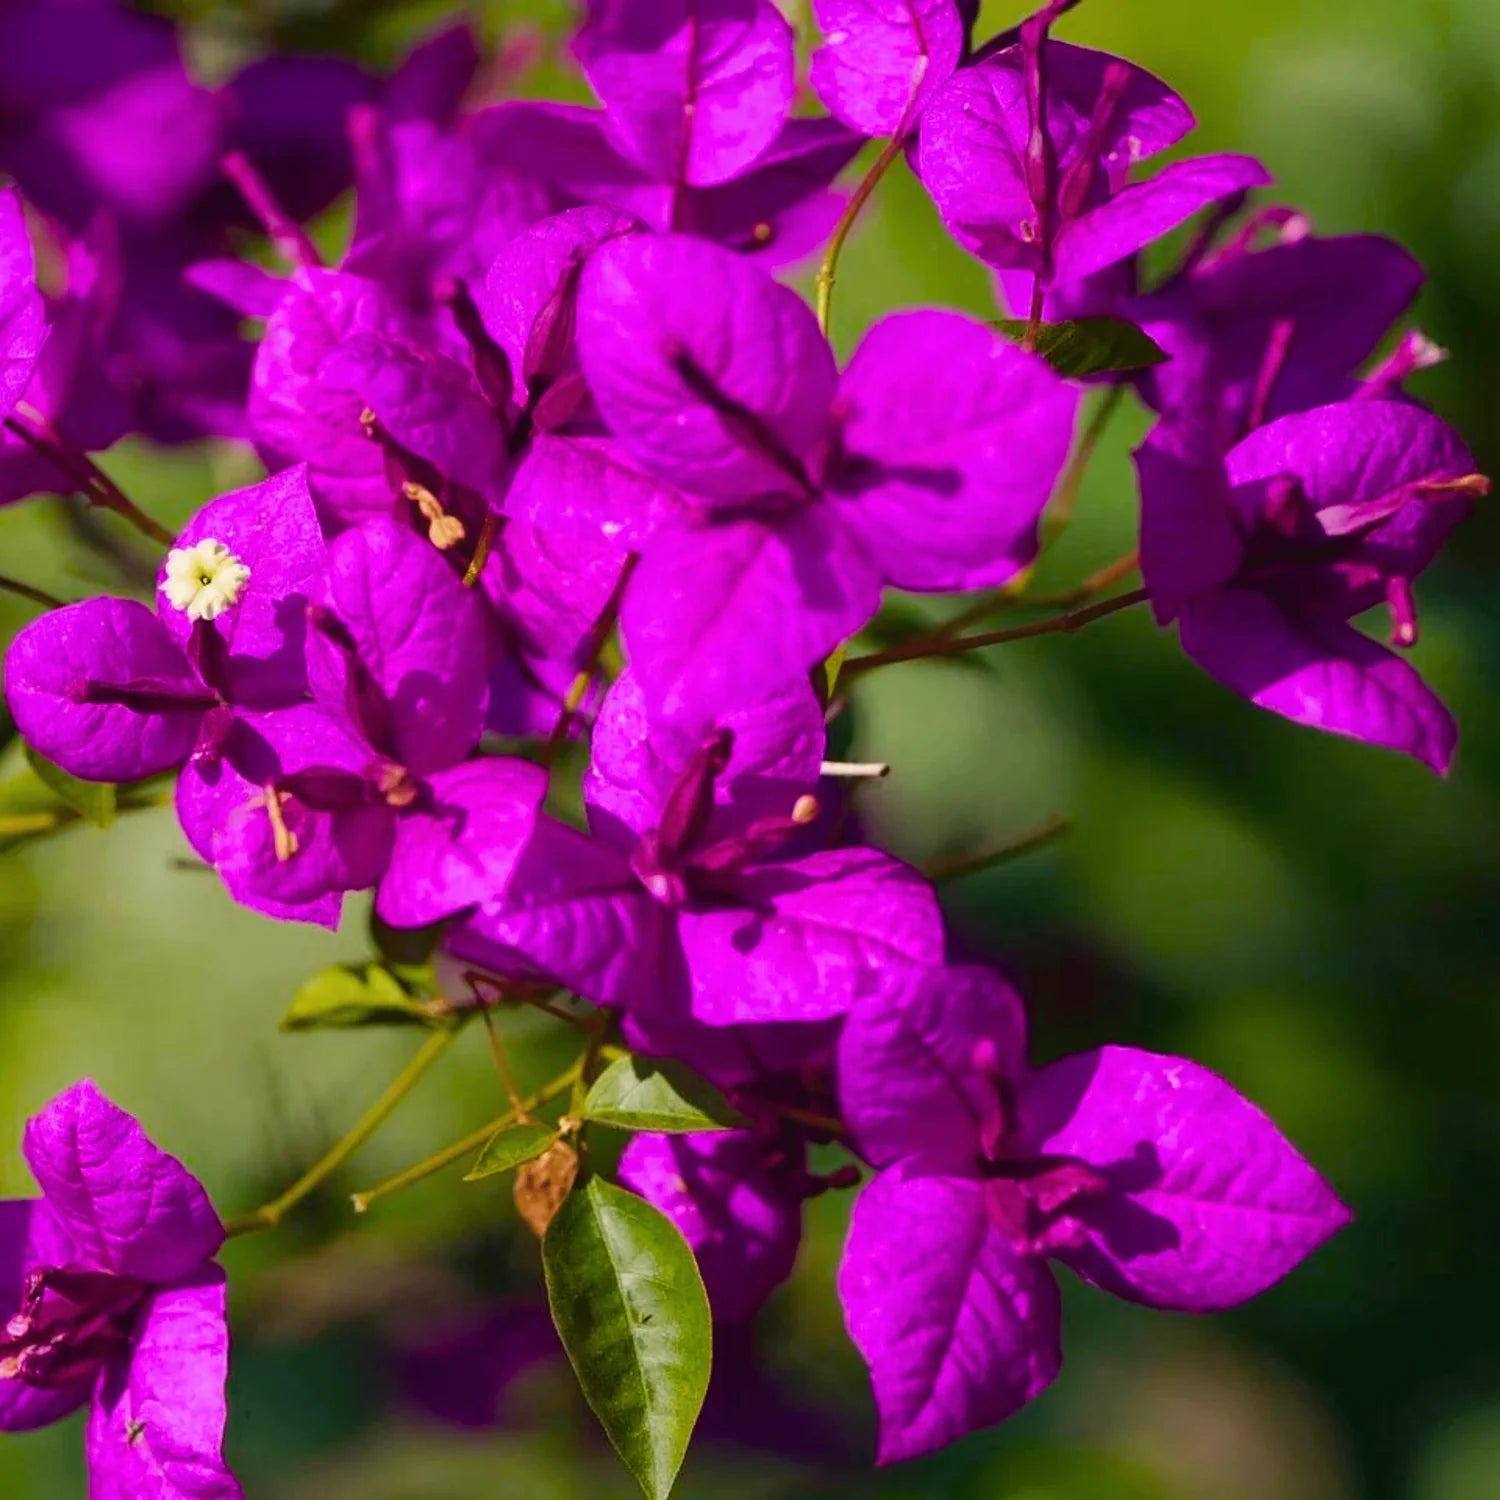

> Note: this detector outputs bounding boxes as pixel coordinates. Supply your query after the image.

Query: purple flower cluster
[0,0,1483,1487]
[0,1083,235,1496]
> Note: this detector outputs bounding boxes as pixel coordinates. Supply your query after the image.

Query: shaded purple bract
[1138,401,1480,772]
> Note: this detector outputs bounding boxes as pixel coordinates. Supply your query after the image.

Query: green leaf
[23,746,116,828]
[816,643,848,702]
[280,964,448,1033]
[368,907,445,967]
[584,1055,749,1134]
[543,1177,712,1499]
[464,1121,558,1181]
[994,317,1168,378]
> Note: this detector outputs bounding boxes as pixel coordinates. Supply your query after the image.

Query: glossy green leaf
[584,1055,749,1134]
[24,746,116,828]
[994,317,1168,378]
[543,1177,711,1499]
[280,964,448,1033]
[464,1121,558,1181]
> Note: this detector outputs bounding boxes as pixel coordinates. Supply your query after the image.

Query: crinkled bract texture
[840,1165,1062,1464]
[5,598,208,782]
[575,0,795,188]
[577,235,1076,713]
[578,232,836,504]
[1021,1046,1355,1313]
[584,668,826,847]
[174,521,541,929]
[835,965,1349,1460]
[0,1082,240,1496]
[309,519,490,774]
[828,310,1077,589]
[0,186,46,423]
[810,0,965,138]
[21,1081,223,1282]
[3,467,323,784]
[621,510,881,721]
[918,40,1269,281]
[450,671,939,1027]
[676,847,944,1026]
[378,758,550,930]
[249,271,402,527]
[473,99,861,262]
[86,1271,241,1500]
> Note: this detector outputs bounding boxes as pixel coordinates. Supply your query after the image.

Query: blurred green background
[2,0,1498,1495]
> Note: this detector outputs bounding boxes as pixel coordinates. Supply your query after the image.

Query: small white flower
[161,540,251,622]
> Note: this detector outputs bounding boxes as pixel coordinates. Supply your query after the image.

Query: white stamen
[820,761,891,780]
[161,540,250,622]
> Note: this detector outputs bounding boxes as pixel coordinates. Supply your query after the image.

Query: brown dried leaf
[514,1140,580,1238]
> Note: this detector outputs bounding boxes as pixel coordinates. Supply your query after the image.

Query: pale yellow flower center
[161,540,251,622]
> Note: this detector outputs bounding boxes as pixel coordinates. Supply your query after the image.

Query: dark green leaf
[464,1121,558,1181]
[994,317,1168,378]
[368,907,445,967]
[543,1177,711,1499]
[584,1055,749,1134]
[280,964,448,1033]
[24,746,116,828]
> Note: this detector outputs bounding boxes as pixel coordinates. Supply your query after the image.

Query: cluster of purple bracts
[0,0,1482,1490]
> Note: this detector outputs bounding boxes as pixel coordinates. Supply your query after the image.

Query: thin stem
[458,969,594,1032]
[543,555,636,764]
[843,587,1149,676]
[925,813,1070,883]
[816,129,913,337]
[463,510,503,588]
[571,1011,613,1113]
[0,812,65,838]
[1023,274,1046,353]
[0,574,63,610]
[1,790,172,848]
[479,1007,530,1118]
[1027,548,1140,609]
[349,1065,581,1215]
[521,994,593,1029]
[220,150,319,272]
[224,1029,457,1237]
[566,1010,614,1178]
[775,1104,847,1136]
[94,481,172,548]
[56,494,155,590]
[1040,383,1127,549]
[5,412,174,548]
[928,546,1140,648]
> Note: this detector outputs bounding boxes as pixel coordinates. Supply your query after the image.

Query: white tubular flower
[161,540,251,622]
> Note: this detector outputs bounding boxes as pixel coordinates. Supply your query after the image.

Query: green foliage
[280,963,448,1033]
[542,1178,712,1500]
[23,747,116,828]
[584,1055,749,1134]
[463,1121,558,1181]
[994,317,1168,378]
[368,907,446,967]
